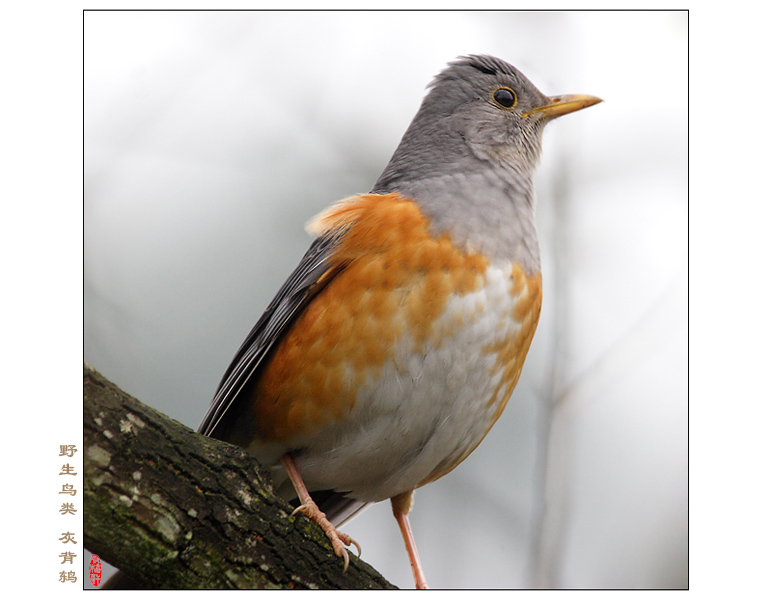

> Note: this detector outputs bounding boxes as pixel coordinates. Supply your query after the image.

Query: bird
[199,54,600,589]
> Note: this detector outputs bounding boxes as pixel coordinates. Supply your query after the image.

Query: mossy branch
[83,363,395,589]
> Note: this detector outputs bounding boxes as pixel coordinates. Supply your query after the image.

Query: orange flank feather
[487,264,542,409]
[417,267,541,488]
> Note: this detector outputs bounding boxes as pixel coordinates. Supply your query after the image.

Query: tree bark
[83,363,395,589]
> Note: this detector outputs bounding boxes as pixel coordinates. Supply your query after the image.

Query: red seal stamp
[89,554,102,586]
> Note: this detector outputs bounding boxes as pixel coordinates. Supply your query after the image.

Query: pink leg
[280,454,361,571]
[391,491,429,589]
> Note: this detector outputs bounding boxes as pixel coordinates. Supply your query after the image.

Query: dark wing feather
[198,228,348,437]
[198,225,370,526]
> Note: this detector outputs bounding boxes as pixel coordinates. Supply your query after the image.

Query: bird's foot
[291,501,361,571]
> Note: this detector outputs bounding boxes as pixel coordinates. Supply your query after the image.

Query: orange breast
[251,193,490,443]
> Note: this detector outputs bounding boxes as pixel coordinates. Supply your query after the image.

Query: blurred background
[84,10,687,589]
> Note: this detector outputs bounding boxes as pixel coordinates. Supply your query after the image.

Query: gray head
[371,55,600,270]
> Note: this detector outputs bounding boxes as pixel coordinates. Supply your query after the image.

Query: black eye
[493,87,517,109]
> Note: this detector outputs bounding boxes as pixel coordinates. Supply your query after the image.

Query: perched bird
[204,54,600,589]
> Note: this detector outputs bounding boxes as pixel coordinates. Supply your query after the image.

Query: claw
[350,537,362,558]
[282,454,361,572]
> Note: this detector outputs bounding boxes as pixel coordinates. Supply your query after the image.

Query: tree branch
[83,363,395,589]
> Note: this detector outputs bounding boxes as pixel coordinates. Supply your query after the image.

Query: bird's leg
[280,453,361,571]
[391,490,429,589]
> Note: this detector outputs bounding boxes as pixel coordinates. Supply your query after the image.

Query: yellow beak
[523,94,603,119]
